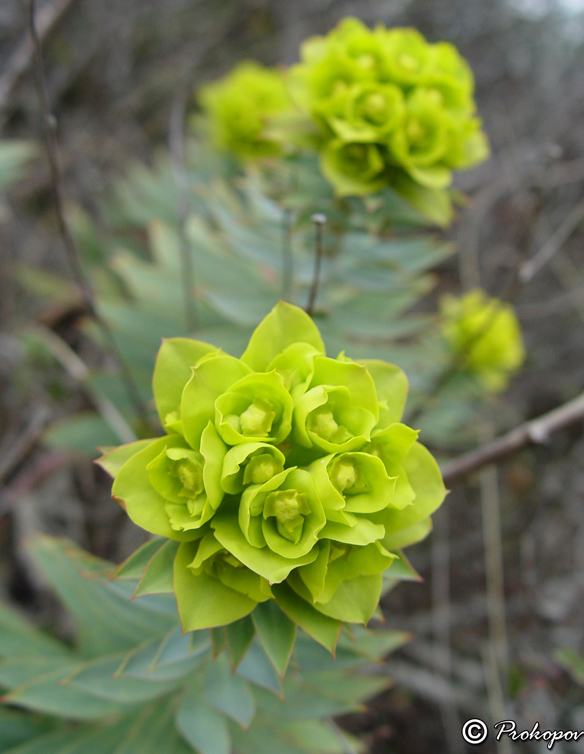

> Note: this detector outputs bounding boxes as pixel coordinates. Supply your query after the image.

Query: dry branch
[0,0,77,123]
[442,391,584,485]
[27,0,151,429]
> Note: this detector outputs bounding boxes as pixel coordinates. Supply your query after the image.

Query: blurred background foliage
[1,1,584,752]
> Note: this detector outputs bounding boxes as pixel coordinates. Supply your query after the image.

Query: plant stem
[305,213,326,317]
[280,208,294,302]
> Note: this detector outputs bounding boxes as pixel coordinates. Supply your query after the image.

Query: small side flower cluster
[100,303,445,633]
[440,289,525,392]
[198,61,291,160]
[197,18,489,198]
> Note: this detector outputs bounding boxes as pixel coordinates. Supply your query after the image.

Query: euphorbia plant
[99,302,445,648]
[198,18,489,218]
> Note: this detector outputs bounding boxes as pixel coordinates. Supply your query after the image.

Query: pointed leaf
[111,699,194,754]
[134,540,179,596]
[113,538,166,580]
[64,654,180,703]
[176,676,231,754]
[252,601,296,677]
[236,638,282,697]
[0,603,72,659]
[386,550,422,581]
[0,661,121,720]
[211,627,228,658]
[272,583,342,655]
[205,653,256,728]
[26,536,175,658]
[226,616,256,670]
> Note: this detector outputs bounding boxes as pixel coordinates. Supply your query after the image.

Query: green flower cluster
[99,303,445,633]
[198,61,291,160]
[440,289,525,392]
[288,18,489,195]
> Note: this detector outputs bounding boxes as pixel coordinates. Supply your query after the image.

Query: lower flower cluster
[99,303,445,632]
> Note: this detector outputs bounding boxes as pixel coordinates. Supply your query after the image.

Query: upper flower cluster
[197,19,489,198]
[288,18,489,195]
[100,303,445,633]
[440,289,525,392]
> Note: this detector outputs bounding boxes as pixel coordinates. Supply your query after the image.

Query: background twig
[28,0,151,430]
[442,391,584,485]
[0,0,77,126]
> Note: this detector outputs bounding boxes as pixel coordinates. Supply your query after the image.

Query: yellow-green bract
[440,289,525,392]
[99,303,445,641]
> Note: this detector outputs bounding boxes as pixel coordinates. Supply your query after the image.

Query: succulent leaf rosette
[440,289,525,392]
[99,303,445,644]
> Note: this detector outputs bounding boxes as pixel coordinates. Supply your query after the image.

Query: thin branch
[305,213,326,317]
[431,507,464,754]
[35,325,137,446]
[0,0,77,125]
[519,196,584,283]
[0,405,51,486]
[442,391,584,485]
[479,461,509,697]
[28,0,151,430]
[481,644,513,754]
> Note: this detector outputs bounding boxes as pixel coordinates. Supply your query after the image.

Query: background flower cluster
[100,303,446,634]
[198,17,489,197]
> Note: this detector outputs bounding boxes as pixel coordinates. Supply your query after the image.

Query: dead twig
[519,196,584,283]
[479,461,509,725]
[34,325,137,446]
[27,0,151,430]
[0,0,77,125]
[0,405,51,486]
[442,391,584,485]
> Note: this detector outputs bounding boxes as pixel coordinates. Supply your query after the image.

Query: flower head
[283,19,489,196]
[198,61,292,160]
[440,289,525,391]
[99,303,445,636]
